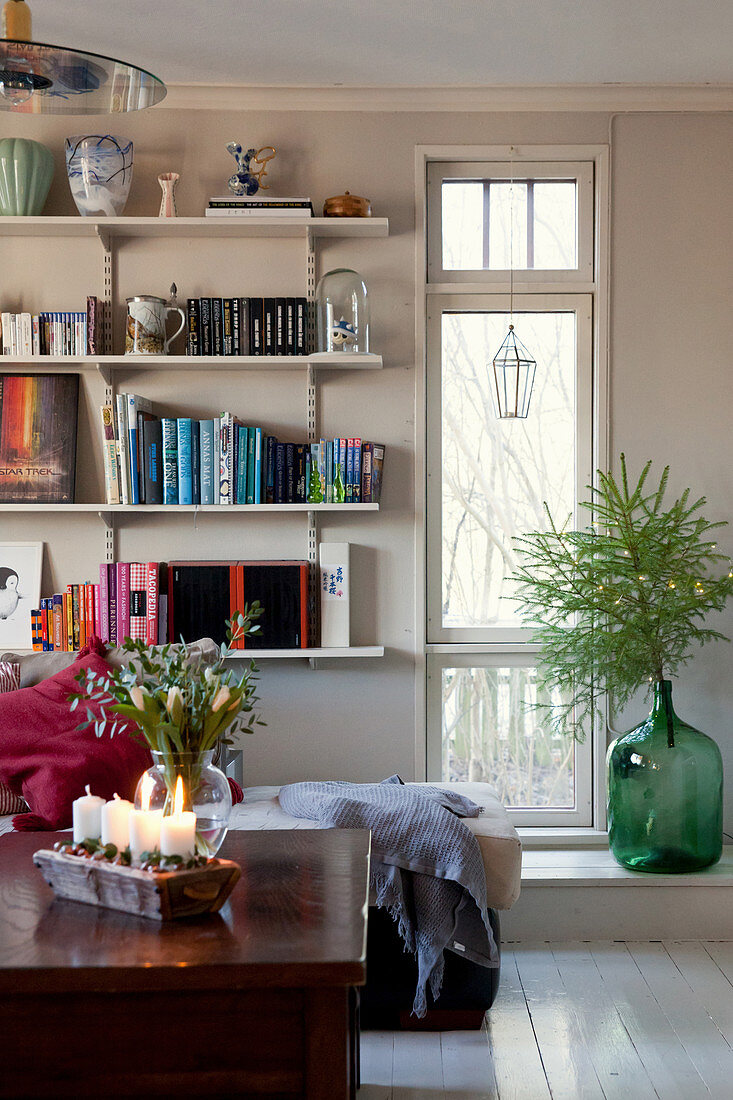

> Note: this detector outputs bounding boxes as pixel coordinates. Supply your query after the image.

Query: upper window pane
[441,179,577,271]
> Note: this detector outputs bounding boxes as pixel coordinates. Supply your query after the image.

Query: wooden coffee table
[0,828,370,1099]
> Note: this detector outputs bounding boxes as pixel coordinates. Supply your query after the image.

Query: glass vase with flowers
[70,606,263,856]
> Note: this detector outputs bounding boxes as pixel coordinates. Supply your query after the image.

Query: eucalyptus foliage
[512,456,733,739]
[69,605,265,754]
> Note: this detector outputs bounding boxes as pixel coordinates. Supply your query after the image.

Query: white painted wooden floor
[359,941,733,1099]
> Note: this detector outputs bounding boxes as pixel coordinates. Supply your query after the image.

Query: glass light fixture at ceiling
[0,0,166,113]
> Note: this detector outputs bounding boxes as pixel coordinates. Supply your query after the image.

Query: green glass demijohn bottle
[607,680,723,873]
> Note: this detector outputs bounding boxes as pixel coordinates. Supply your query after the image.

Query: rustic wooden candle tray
[33,849,241,921]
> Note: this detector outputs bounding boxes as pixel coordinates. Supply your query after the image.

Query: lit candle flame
[173,775,185,816]
[140,771,154,812]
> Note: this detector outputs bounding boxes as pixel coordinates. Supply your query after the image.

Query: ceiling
[30,0,733,87]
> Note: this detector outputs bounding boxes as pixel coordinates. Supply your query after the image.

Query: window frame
[416,144,610,831]
[427,159,595,286]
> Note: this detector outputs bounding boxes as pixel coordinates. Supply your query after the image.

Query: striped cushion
[0,662,27,814]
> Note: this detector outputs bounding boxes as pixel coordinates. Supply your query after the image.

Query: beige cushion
[229,781,522,911]
[0,638,220,688]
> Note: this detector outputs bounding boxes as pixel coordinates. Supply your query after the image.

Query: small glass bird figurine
[225,143,276,197]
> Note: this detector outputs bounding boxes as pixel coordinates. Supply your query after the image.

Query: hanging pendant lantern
[490,324,536,419]
[487,149,538,419]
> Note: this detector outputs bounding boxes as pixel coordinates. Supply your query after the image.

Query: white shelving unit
[1,214,388,661]
[0,352,383,373]
[0,215,389,240]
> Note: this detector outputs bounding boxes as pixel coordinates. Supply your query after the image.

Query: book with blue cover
[162,418,178,504]
[177,418,193,505]
[200,419,215,504]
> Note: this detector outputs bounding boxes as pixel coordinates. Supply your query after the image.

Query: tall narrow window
[425,155,599,827]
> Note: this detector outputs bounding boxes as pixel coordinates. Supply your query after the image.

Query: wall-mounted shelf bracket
[94,225,112,254]
[96,362,114,386]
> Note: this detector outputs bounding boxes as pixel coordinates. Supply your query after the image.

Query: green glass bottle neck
[649,678,677,746]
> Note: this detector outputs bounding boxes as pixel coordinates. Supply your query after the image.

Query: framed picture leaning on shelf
[0,541,42,652]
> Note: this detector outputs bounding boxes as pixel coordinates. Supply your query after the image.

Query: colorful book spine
[31,609,43,650]
[108,565,117,646]
[94,583,101,639]
[115,393,130,505]
[100,404,121,505]
[253,427,263,504]
[200,419,214,504]
[246,427,256,505]
[71,585,81,650]
[145,562,159,645]
[265,435,276,504]
[116,562,130,644]
[162,418,178,504]
[62,592,71,650]
[99,563,110,643]
[219,413,233,505]
[345,438,354,503]
[176,418,193,505]
[129,562,147,641]
[361,443,373,502]
[352,437,362,504]
[186,298,199,356]
[85,582,95,642]
[53,594,63,652]
[370,443,385,503]
[40,598,49,651]
[236,424,247,504]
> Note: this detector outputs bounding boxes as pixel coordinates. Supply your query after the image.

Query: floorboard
[358,940,733,1099]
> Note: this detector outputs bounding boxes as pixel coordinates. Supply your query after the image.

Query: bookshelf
[1,215,388,660]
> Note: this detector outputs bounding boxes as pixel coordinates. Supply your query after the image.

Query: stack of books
[0,297,103,356]
[99,394,385,508]
[32,559,315,651]
[32,562,166,651]
[205,196,314,218]
[186,296,308,356]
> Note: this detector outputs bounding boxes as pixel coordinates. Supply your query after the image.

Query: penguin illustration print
[0,568,20,619]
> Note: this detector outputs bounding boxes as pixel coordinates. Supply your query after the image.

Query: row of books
[0,298,103,357]
[101,393,385,506]
[31,560,310,652]
[205,195,314,219]
[186,296,308,356]
[31,563,164,652]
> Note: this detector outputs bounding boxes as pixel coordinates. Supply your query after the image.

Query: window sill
[517,827,608,850]
[519,844,733,887]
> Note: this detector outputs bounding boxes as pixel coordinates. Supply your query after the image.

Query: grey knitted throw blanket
[278,777,498,1017]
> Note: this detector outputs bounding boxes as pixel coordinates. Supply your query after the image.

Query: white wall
[3,104,732,831]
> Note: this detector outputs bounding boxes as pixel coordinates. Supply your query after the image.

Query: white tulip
[166,686,185,723]
[129,685,148,711]
[211,686,231,712]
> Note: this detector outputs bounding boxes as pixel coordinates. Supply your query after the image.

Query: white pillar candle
[101,793,133,851]
[72,785,105,843]
[129,808,163,862]
[159,812,197,859]
[159,774,197,860]
[129,770,163,863]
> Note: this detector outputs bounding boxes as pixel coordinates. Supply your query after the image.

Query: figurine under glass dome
[316,268,369,353]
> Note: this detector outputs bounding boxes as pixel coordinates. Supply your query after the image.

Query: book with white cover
[319,542,350,647]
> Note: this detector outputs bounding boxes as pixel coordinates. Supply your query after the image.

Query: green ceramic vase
[607,680,723,873]
[0,137,54,216]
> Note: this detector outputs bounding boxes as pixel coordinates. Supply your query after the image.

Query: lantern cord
[509,145,515,324]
